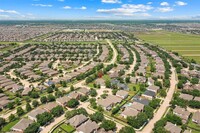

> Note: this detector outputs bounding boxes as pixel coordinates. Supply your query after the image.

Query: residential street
[137,62,177,133]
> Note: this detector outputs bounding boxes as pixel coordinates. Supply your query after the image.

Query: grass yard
[135,30,200,63]
[53,123,75,133]
[188,119,200,132]
[1,119,20,132]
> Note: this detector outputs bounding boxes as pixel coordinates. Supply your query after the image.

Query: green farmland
[135,30,200,63]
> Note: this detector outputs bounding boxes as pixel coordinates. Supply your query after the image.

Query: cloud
[147,2,153,5]
[156,7,173,12]
[160,2,169,6]
[0,9,20,14]
[0,14,10,18]
[97,4,153,16]
[58,0,64,1]
[175,1,187,6]
[32,4,53,7]
[102,0,121,4]
[63,6,71,9]
[76,6,87,10]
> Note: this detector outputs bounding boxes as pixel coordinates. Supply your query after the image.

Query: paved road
[137,62,177,133]
[125,47,137,75]
[104,39,117,65]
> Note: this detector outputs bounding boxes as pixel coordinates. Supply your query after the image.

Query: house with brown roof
[128,102,144,112]
[28,108,46,121]
[116,90,128,99]
[192,111,200,124]
[68,91,82,100]
[67,114,88,128]
[77,87,90,96]
[121,108,139,118]
[179,93,193,101]
[43,102,59,112]
[77,120,99,133]
[11,118,34,132]
[194,97,200,102]
[147,85,160,93]
[164,122,181,133]
[22,87,33,96]
[95,78,105,88]
[173,106,190,124]
[56,96,71,107]
[97,95,122,111]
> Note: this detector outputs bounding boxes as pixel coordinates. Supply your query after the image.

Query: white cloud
[102,0,121,4]
[156,7,173,12]
[97,4,153,16]
[63,6,71,9]
[58,0,64,2]
[0,9,20,14]
[77,6,87,10]
[147,2,153,5]
[32,4,53,7]
[160,2,169,6]
[175,1,187,6]
[0,14,10,18]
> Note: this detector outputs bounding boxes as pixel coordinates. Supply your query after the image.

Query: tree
[149,99,161,109]
[191,77,199,85]
[40,96,47,104]
[105,80,111,88]
[47,87,53,93]
[65,108,88,119]
[159,89,167,97]
[24,122,40,133]
[37,112,53,126]
[29,91,39,98]
[51,105,64,117]
[90,112,104,123]
[119,126,135,133]
[127,113,148,129]
[47,94,56,102]
[0,117,6,128]
[80,95,88,102]
[100,120,116,131]
[67,99,79,108]
[26,103,32,112]
[90,89,97,97]
[112,106,120,114]
[17,107,25,116]
[166,114,182,125]
[7,102,14,109]
[55,90,63,98]
[70,85,74,91]
[9,114,16,122]
[32,100,39,107]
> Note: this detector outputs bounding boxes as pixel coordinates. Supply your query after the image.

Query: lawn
[53,123,75,133]
[135,30,200,63]
[1,119,20,132]
[188,119,200,132]
[60,124,75,133]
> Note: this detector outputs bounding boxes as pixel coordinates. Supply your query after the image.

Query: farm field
[135,30,200,63]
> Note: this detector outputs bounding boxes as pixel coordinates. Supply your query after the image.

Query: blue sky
[0,0,199,20]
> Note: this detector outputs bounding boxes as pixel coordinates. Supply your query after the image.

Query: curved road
[137,62,177,133]
[104,39,117,65]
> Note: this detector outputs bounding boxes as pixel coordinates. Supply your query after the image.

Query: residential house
[77,120,99,133]
[164,122,182,133]
[147,85,160,93]
[121,108,139,118]
[67,114,88,128]
[173,106,190,124]
[43,102,59,112]
[28,108,46,121]
[77,87,90,96]
[192,111,200,124]
[56,96,71,107]
[12,118,34,132]
[116,90,129,99]
[179,93,193,101]
[142,90,156,100]
[128,102,144,112]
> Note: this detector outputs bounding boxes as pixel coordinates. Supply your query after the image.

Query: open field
[135,30,200,63]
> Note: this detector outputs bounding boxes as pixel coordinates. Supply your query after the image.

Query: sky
[0,0,200,20]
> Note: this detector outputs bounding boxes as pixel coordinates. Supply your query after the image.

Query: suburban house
[28,108,47,121]
[43,102,59,112]
[77,120,99,133]
[164,122,182,133]
[147,85,160,93]
[77,87,90,96]
[142,90,156,100]
[11,118,34,132]
[67,114,88,128]
[116,90,129,99]
[192,111,200,124]
[22,87,33,96]
[173,106,190,124]
[95,78,105,88]
[121,108,139,118]
[97,95,122,111]
[56,96,72,107]
[68,91,82,100]
[128,102,144,112]
[179,93,193,101]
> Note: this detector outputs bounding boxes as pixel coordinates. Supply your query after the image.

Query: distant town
[0,21,200,133]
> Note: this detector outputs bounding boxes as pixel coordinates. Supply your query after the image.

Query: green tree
[26,103,32,112]
[105,80,111,88]
[51,105,64,117]
[67,99,79,108]
[47,94,56,102]
[100,120,116,131]
[119,126,135,133]
[70,85,74,91]
[32,100,39,107]
[90,89,97,97]
[17,107,25,116]
[40,96,47,104]
[0,117,6,129]
[36,112,53,126]
[90,112,104,123]
[9,114,16,122]
[24,123,40,133]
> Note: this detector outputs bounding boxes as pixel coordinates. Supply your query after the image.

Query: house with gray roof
[67,114,88,128]
[192,111,200,124]
[12,118,34,132]
[28,108,46,121]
